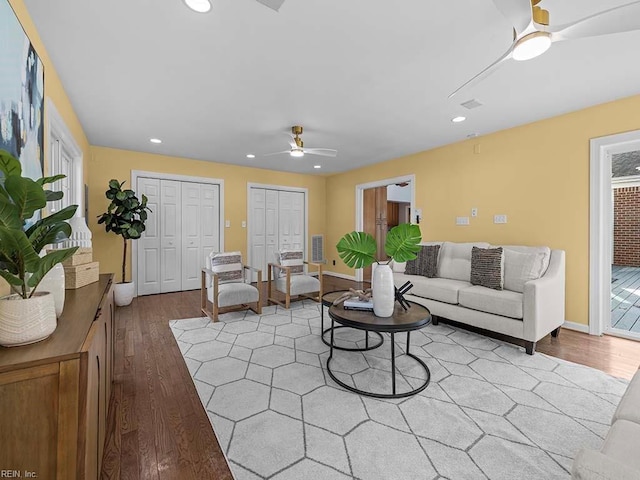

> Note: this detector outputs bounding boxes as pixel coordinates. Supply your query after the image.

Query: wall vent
[461,99,483,109]
[311,235,326,263]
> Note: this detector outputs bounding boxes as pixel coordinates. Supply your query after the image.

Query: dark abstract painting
[0,0,44,180]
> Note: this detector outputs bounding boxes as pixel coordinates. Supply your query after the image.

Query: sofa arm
[522,250,566,342]
[572,448,640,480]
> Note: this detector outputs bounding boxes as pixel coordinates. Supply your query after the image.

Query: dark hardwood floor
[101,275,640,479]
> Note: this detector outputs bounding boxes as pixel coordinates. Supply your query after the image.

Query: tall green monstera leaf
[0,150,78,299]
[336,223,421,269]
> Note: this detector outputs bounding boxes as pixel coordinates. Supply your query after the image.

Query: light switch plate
[494,214,507,224]
[242,221,247,228]
[225,220,231,228]
[456,216,470,225]
[471,208,478,217]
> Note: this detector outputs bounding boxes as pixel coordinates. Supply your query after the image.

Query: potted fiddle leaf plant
[0,150,78,347]
[97,179,151,306]
[336,223,421,317]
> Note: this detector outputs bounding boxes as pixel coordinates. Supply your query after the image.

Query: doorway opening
[590,130,640,340]
[355,175,416,283]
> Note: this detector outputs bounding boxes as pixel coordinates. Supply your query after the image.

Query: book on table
[343,297,374,311]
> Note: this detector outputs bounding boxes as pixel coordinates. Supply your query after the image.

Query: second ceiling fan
[450,0,640,98]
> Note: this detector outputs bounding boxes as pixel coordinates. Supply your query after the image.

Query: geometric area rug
[170,300,629,480]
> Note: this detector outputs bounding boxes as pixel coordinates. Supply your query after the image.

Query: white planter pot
[372,263,395,317]
[114,282,136,306]
[38,262,65,317]
[0,292,57,347]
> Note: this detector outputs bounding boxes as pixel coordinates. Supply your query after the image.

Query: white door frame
[354,174,416,282]
[131,170,224,296]
[247,183,309,271]
[589,130,640,339]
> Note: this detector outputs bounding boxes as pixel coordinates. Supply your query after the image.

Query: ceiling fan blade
[255,0,285,12]
[448,45,514,99]
[303,148,338,157]
[491,0,533,35]
[263,150,290,157]
[550,1,640,42]
[285,133,298,149]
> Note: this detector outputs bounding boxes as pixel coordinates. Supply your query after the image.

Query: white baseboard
[323,271,356,281]
[562,321,590,334]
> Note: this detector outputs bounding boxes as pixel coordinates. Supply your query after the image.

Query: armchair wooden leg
[255,270,262,314]
[267,264,273,306]
[285,270,291,309]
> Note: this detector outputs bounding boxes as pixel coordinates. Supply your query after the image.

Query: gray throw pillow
[405,245,440,278]
[470,246,504,290]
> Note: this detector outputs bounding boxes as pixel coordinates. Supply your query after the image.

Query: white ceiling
[23,0,640,174]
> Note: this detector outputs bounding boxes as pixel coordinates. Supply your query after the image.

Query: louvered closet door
[160,180,182,293]
[137,178,161,295]
[265,190,279,269]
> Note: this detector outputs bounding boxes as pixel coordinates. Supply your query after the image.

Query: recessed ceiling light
[150,138,162,144]
[183,0,211,13]
[246,154,255,159]
[452,116,466,123]
[313,165,321,169]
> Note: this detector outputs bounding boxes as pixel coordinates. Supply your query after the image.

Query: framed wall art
[0,0,44,180]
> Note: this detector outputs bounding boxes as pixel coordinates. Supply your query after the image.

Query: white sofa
[572,369,640,479]
[391,241,566,354]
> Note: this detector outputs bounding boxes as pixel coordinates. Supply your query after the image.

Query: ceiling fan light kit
[263,125,338,160]
[512,31,552,61]
[183,0,211,13]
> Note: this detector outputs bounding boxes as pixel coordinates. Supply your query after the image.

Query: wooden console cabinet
[0,274,115,479]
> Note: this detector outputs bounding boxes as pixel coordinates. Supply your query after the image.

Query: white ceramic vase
[372,263,395,317]
[63,217,93,248]
[114,282,135,307]
[39,262,66,317]
[0,292,57,347]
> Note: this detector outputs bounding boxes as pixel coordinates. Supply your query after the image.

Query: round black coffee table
[326,301,431,399]
[320,291,383,351]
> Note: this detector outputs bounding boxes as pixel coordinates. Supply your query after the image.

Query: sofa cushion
[405,245,440,277]
[437,241,490,281]
[498,246,551,293]
[612,369,640,425]
[395,274,471,304]
[458,285,523,319]
[470,246,504,290]
[601,420,640,471]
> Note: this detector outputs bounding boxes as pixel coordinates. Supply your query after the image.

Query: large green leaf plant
[97,179,151,284]
[0,150,79,299]
[336,223,422,269]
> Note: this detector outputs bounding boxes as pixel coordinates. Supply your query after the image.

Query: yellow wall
[326,94,640,326]
[89,147,327,282]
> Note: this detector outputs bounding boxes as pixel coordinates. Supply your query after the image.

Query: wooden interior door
[362,186,388,282]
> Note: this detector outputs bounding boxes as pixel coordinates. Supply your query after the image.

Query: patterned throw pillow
[276,250,304,277]
[405,245,440,278]
[210,251,243,283]
[470,246,504,290]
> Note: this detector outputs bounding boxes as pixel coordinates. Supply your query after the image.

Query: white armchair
[200,251,262,321]
[267,249,323,309]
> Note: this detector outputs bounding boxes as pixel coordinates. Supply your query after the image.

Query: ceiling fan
[255,0,285,12]
[449,0,640,98]
[264,126,338,158]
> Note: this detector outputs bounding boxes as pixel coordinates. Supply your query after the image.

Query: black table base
[321,298,383,351]
[326,322,431,399]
